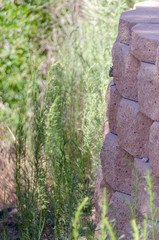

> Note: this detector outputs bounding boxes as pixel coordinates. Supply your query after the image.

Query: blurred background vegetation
[0,0,137,130]
[0,0,142,239]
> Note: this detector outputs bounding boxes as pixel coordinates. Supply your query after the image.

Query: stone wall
[95,1,159,239]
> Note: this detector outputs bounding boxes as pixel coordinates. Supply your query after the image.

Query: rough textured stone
[135,1,159,9]
[138,62,159,121]
[96,3,159,237]
[112,41,140,101]
[131,158,159,219]
[123,211,143,240]
[131,158,150,217]
[149,122,159,177]
[94,166,114,224]
[106,82,122,134]
[117,98,153,158]
[119,8,159,45]
[94,223,101,239]
[156,46,159,74]
[131,24,159,64]
[102,120,109,144]
[146,221,159,240]
[107,192,131,239]
[101,132,134,194]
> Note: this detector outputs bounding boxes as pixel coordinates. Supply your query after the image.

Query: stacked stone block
[95,1,159,239]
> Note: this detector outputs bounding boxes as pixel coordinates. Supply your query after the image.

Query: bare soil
[0,126,18,239]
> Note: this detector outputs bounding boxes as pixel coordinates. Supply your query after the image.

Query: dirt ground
[0,128,17,210]
[0,209,20,240]
[0,126,19,239]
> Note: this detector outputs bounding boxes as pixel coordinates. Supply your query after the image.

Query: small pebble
[110,80,115,86]
[142,157,149,163]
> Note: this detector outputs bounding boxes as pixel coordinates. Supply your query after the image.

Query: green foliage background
[0,0,136,130]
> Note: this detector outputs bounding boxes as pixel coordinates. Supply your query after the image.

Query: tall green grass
[12,1,128,238]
